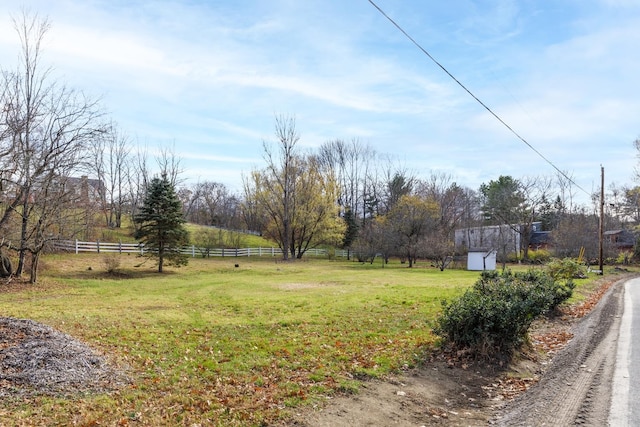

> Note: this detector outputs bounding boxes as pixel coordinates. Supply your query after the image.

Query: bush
[528,249,551,264]
[433,269,574,357]
[546,257,586,280]
[103,254,121,274]
[615,251,633,265]
[506,251,521,263]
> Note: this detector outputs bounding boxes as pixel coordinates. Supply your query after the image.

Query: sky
[1,0,639,205]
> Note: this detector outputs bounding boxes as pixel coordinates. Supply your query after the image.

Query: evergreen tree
[134,174,189,272]
[342,206,359,249]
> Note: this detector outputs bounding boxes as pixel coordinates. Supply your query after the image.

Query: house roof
[530,231,551,245]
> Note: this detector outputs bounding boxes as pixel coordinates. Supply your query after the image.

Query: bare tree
[384,194,440,267]
[183,181,237,227]
[127,146,151,232]
[417,173,477,237]
[554,169,579,216]
[622,185,640,225]
[90,122,130,228]
[0,12,105,282]
[634,138,640,183]
[156,144,183,187]
[317,138,379,225]
[240,175,268,234]
[105,123,130,229]
[552,208,600,260]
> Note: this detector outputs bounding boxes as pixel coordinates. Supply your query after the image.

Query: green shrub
[528,249,551,264]
[615,251,633,265]
[546,257,586,280]
[433,269,574,357]
[506,251,521,263]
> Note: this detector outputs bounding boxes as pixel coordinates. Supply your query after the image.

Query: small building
[604,229,636,251]
[529,230,552,250]
[467,248,497,271]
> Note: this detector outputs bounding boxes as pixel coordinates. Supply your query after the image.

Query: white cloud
[0,0,638,200]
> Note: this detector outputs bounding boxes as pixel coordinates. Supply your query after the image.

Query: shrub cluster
[434,269,575,357]
[546,257,587,280]
[528,249,552,264]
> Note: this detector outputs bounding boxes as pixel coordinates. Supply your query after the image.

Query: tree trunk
[16,202,29,277]
[29,252,39,284]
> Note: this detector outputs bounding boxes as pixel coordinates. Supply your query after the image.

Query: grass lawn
[0,254,606,426]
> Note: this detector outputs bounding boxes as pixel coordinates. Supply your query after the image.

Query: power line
[367,0,591,196]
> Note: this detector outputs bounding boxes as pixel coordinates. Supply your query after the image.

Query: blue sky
[1,0,639,203]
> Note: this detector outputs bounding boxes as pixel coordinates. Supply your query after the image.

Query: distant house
[455,221,550,253]
[604,229,636,251]
[454,224,521,253]
[528,221,551,250]
[64,176,104,205]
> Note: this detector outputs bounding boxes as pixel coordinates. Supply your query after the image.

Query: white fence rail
[53,240,349,258]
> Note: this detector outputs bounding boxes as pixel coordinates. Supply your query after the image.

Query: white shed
[467,249,497,271]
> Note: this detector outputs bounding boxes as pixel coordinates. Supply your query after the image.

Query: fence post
[75,239,79,254]
[192,245,195,258]
[97,240,100,254]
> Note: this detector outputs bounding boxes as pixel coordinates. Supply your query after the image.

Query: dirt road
[495,277,625,426]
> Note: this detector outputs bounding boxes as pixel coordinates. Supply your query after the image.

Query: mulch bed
[0,317,128,398]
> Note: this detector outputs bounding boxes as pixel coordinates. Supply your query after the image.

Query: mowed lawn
[0,254,495,425]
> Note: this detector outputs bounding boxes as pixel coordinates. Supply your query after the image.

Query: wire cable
[367,0,591,196]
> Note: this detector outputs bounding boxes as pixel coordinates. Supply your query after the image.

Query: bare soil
[290,275,631,427]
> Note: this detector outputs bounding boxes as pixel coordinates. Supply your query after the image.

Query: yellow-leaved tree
[244,116,345,259]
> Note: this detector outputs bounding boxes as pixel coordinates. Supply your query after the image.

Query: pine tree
[134,174,189,272]
[342,207,359,248]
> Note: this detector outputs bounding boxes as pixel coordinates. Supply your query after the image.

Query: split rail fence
[53,240,349,258]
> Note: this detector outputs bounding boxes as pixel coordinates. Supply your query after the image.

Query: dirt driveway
[290,275,630,427]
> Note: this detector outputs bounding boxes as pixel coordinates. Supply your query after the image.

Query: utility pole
[598,166,604,275]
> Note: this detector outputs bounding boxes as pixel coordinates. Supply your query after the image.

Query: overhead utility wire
[367,0,591,196]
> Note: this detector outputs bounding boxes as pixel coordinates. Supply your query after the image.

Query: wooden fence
[53,240,349,258]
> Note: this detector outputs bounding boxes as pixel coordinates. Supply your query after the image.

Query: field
[0,254,597,426]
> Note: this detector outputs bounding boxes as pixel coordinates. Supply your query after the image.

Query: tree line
[242,116,640,269]
[3,12,640,282]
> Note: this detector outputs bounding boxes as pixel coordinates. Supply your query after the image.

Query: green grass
[90,221,276,248]
[0,254,608,426]
[184,223,275,248]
